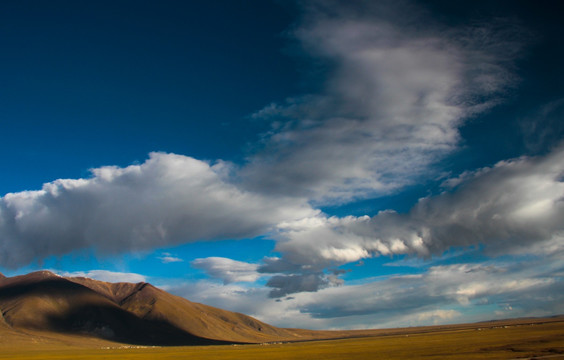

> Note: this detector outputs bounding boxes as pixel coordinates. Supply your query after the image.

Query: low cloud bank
[167,256,564,329]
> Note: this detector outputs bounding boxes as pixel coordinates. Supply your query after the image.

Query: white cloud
[191,257,261,284]
[0,152,316,268]
[243,0,522,204]
[158,256,184,263]
[158,252,184,263]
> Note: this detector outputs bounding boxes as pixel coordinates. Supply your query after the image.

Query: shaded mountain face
[0,271,300,345]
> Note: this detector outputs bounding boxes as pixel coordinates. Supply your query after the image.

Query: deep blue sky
[1,0,564,329]
[1,1,302,191]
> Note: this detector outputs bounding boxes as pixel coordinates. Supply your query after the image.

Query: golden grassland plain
[1,317,563,360]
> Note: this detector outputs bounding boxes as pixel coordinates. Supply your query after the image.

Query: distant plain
[1,317,563,360]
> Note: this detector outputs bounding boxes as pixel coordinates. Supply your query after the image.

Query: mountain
[0,271,305,346]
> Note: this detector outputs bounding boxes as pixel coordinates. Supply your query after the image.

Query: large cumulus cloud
[0,152,316,267]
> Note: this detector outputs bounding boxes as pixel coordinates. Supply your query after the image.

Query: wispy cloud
[158,253,184,264]
[520,98,564,153]
[243,0,522,204]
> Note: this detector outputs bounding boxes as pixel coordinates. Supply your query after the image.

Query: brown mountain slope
[69,275,303,343]
[0,271,308,346]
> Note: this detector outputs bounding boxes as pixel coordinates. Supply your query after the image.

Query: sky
[1,0,564,330]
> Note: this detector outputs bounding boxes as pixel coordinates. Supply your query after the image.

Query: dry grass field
[1,317,563,360]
